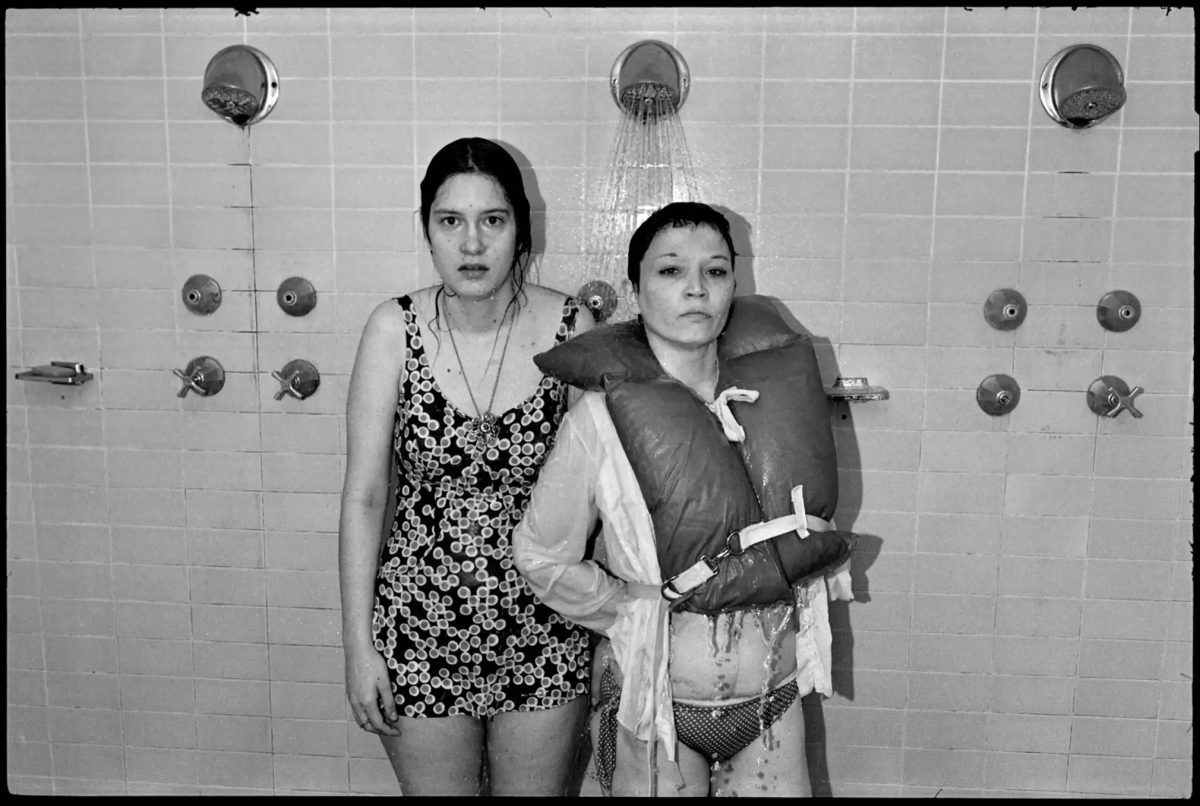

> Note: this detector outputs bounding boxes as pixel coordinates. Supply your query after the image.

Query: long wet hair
[419,138,533,334]
[626,201,737,290]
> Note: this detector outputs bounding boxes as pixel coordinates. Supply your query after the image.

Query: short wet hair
[626,201,736,289]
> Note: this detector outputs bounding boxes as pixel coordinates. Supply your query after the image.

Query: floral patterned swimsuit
[372,294,592,718]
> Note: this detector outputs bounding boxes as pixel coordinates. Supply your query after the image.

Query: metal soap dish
[825,377,889,401]
[15,361,95,385]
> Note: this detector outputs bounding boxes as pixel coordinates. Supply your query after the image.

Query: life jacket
[535,294,854,614]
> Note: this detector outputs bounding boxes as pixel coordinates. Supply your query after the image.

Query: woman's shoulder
[385,286,448,325]
[361,292,425,344]
[366,295,409,327]
[525,283,595,332]
[524,282,574,308]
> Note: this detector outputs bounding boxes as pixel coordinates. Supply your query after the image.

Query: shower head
[1039,44,1126,129]
[619,81,680,120]
[202,83,261,125]
[201,44,280,127]
[611,40,689,118]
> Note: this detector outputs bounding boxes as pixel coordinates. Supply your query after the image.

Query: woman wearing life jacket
[512,201,854,796]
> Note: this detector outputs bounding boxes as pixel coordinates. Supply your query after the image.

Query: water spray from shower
[575,41,702,324]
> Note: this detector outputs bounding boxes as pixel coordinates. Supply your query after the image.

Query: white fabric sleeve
[511,402,630,634]
[794,549,854,698]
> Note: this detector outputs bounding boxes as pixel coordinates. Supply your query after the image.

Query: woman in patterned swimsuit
[338,138,594,795]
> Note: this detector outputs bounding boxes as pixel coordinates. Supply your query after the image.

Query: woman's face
[635,223,735,353]
[426,172,517,300]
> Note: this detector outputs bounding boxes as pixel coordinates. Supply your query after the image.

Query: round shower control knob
[173,356,225,398]
[983,288,1027,331]
[277,277,317,317]
[1096,290,1141,332]
[271,359,320,401]
[1087,376,1143,419]
[577,280,619,324]
[976,374,1021,416]
[182,274,222,315]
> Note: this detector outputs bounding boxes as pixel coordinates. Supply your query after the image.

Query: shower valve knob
[577,280,618,323]
[976,374,1021,416]
[173,356,225,398]
[271,359,320,401]
[1087,375,1143,419]
[1096,290,1141,332]
[983,288,1027,330]
[181,274,222,315]
[277,277,317,317]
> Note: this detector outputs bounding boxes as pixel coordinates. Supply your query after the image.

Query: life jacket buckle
[661,575,701,606]
[723,529,746,556]
[661,577,685,601]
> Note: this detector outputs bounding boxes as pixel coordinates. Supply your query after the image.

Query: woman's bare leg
[378,713,484,795]
[710,694,811,796]
[486,696,589,796]
[604,721,710,797]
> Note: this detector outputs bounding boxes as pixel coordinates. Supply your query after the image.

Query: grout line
[753,11,766,290]
[921,8,949,438]
[1003,14,1045,687]
[836,10,856,365]
[156,6,202,760]
[410,10,420,292]
[1104,12,1135,331]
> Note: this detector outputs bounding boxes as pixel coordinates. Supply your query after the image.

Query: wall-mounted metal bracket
[15,361,94,385]
[825,377,889,401]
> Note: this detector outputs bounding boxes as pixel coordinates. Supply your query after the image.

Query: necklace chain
[444,297,517,449]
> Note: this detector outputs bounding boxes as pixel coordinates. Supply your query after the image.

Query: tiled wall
[5,6,1193,797]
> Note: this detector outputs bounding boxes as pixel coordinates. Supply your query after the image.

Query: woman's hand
[344,645,401,735]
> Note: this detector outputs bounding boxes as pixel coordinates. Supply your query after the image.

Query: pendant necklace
[445,300,517,451]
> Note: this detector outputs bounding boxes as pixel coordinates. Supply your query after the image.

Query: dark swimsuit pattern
[372,294,592,718]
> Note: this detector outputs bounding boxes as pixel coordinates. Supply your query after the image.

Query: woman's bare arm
[338,299,408,732]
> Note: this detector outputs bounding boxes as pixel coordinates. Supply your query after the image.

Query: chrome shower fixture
[611,40,690,118]
[201,44,280,126]
[1039,44,1126,129]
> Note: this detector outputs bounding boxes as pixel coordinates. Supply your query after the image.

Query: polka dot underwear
[594,663,799,792]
